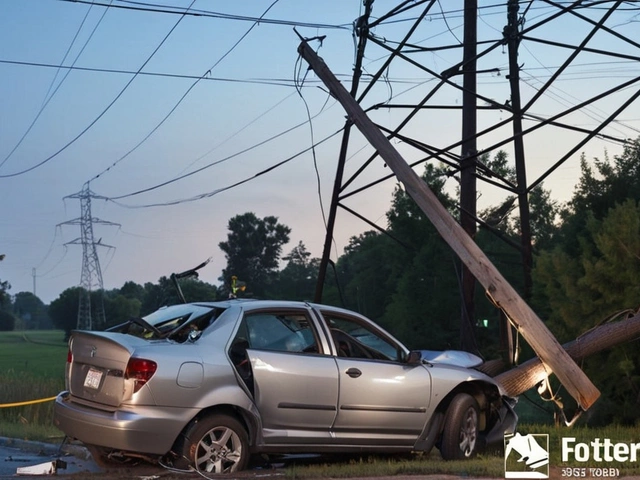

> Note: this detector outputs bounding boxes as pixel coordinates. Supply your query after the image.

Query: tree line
[1,139,639,425]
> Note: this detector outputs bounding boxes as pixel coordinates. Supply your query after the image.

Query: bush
[0,310,15,331]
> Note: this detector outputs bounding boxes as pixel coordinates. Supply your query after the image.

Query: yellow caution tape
[0,396,58,408]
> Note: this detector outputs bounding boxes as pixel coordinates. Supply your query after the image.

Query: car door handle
[345,368,362,378]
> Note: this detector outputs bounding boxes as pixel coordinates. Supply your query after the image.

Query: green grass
[283,425,640,479]
[279,388,640,477]
[0,422,65,443]
[0,330,67,378]
[0,330,67,435]
[283,452,505,479]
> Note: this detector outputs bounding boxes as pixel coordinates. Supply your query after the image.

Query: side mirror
[407,350,423,365]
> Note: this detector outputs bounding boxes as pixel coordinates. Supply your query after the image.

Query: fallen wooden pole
[495,309,640,397]
[298,40,601,410]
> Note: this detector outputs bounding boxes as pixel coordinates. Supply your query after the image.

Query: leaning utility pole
[299,40,600,411]
[61,182,119,330]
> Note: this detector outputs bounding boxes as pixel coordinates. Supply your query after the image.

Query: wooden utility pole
[298,40,600,410]
[459,0,479,354]
[495,310,640,398]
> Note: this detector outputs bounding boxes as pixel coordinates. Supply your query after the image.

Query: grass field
[0,330,66,439]
[0,330,67,377]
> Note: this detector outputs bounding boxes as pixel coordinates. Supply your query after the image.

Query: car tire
[176,413,249,474]
[439,393,480,460]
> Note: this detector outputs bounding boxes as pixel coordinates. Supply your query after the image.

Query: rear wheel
[176,413,249,474]
[439,393,480,460]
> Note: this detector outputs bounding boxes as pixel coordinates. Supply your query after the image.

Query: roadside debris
[16,458,66,476]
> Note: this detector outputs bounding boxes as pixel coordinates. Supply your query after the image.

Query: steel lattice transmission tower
[60,182,119,330]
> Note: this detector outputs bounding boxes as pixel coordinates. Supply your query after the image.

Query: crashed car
[53,299,517,474]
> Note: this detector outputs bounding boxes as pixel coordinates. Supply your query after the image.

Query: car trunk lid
[67,331,144,408]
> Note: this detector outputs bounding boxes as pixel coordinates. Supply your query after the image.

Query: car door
[320,310,432,444]
[241,308,339,444]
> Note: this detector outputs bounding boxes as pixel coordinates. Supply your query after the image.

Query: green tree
[119,281,146,301]
[526,185,559,250]
[555,140,640,256]
[531,138,640,424]
[534,139,640,330]
[0,253,7,308]
[377,164,460,349]
[136,276,217,315]
[140,280,171,314]
[534,200,640,424]
[49,287,82,339]
[175,278,218,303]
[102,291,142,329]
[12,292,51,329]
[472,151,559,355]
[0,280,10,309]
[48,288,112,337]
[272,241,319,301]
[219,212,291,298]
[535,200,640,339]
[0,309,15,331]
[328,231,397,319]
[478,150,559,248]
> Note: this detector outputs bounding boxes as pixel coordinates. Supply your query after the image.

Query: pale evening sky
[1,1,639,304]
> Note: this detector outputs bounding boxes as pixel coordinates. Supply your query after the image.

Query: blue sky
[1,1,639,304]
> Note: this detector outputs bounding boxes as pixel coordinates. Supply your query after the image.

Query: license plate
[84,368,103,389]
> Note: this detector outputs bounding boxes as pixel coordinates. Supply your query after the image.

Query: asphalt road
[0,437,100,479]
[0,437,289,480]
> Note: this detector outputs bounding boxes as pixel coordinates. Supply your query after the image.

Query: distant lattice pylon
[60,182,119,330]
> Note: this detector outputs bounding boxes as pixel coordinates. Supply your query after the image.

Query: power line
[33,226,63,272]
[0,57,448,87]
[36,245,70,279]
[0,58,313,86]
[107,127,344,208]
[57,0,351,30]
[0,0,196,179]
[294,37,330,229]
[106,101,338,201]
[0,1,111,170]
[88,0,281,183]
[176,91,299,176]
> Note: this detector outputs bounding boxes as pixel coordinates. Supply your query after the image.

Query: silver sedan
[53,299,517,474]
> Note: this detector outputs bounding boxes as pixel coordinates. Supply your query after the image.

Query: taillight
[125,358,157,393]
[67,348,73,364]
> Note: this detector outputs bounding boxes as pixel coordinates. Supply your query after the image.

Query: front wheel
[439,393,480,460]
[176,413,249,474]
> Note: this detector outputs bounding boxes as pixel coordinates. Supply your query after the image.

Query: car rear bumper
[53,391,197,455]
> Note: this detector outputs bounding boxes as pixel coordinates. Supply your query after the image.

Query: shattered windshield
[109,304,224,342]
[143,304,214,327]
